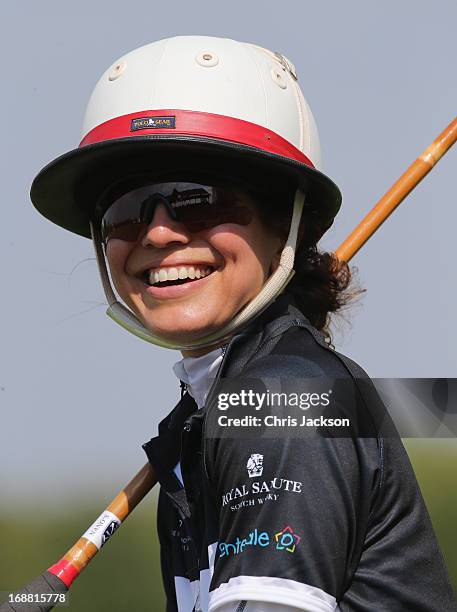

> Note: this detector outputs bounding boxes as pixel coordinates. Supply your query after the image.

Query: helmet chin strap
[91,189,305,351]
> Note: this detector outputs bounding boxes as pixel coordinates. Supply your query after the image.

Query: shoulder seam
[298,324,386,491]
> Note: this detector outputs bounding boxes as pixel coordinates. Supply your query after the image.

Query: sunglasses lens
[101,185,149,242]
[100,182,254,243]
[102,219,146,242]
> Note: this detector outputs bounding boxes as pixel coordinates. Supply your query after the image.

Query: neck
[181,340,226,359]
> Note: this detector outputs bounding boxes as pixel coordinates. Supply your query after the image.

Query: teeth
[168,267,179,281]
[147,265,213,286]
[159,269,168,282]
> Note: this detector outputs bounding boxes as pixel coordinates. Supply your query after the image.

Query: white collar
[172,347,224,409]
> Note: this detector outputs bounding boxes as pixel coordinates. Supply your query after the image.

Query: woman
[31,36,456,611]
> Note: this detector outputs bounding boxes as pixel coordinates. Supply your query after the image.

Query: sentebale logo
[218,525,301,558]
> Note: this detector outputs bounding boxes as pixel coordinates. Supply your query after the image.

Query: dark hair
[251,188,363,345]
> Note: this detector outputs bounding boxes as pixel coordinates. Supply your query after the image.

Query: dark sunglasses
[98,181,255,243]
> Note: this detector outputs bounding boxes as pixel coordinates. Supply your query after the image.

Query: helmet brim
[30,135,342,240]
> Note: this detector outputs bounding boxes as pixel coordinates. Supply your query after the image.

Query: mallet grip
[0,572,68,612]
[0,463,156,611]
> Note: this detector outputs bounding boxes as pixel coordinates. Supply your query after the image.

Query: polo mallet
[335,115,457,261]
[1,115,456,611]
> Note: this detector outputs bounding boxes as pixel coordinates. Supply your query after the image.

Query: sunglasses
[98,181,255,243]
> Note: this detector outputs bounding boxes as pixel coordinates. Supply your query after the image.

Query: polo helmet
[30,35,342,350]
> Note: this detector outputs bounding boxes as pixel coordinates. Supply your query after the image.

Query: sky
[1,0,456,508]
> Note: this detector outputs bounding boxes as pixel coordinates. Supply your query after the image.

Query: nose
[140,202,191,248]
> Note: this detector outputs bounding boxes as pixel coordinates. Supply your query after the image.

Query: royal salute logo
[222,453,303,512]
[247,453,264,477]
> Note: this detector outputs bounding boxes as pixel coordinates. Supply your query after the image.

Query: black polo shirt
[143,295,457,612]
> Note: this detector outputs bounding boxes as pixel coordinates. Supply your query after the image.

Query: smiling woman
[101,179,283,347]
[28,35,456,612]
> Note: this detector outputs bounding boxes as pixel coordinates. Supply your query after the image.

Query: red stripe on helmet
[79,109,314,168]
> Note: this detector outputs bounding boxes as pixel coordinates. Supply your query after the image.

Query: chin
[141,315,223,345]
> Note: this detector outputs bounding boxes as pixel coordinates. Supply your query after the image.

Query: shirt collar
[172,347,224,409]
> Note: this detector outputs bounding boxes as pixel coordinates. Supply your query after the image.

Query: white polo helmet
[31,35,342,350]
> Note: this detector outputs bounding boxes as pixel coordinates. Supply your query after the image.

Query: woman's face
[105,190,283,351]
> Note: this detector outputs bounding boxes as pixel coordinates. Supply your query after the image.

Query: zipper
[180,380,188,399]
[200,341,236,484]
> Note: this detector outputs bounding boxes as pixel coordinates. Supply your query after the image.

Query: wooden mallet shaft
[335,116,457,263]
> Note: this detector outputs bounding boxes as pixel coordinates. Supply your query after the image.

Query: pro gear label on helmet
[131,116,176,131]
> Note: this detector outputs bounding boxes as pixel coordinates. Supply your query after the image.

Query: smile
[142,265,215,287]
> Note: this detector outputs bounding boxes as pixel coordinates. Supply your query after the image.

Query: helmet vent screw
[108,61,127,81]
[196,52,219,67]
[270,66,287,89]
